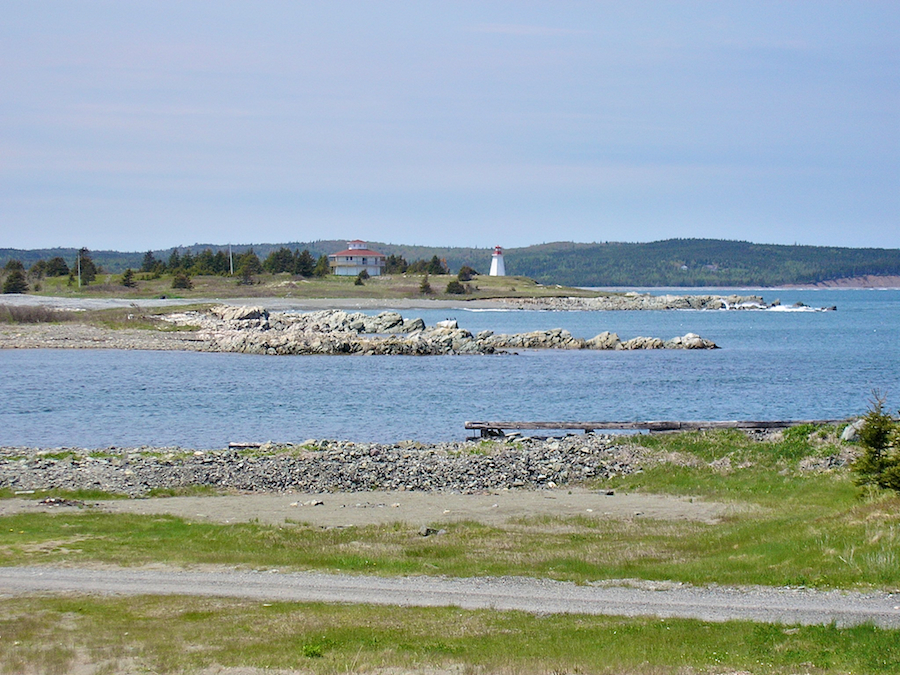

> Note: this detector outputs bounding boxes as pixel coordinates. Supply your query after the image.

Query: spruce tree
[313,255,331,277]
[2,269,28,294]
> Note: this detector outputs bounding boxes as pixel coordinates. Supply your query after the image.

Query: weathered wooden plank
[464,419,847,436]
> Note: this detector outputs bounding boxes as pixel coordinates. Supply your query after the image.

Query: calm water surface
[1,289,898,447]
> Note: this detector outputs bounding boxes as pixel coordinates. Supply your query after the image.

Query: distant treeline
[504,239,900,287]
[2,239,899,287]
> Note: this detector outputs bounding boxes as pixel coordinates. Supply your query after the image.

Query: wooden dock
[464,419,848,437]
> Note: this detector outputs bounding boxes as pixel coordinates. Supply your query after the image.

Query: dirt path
[1,566,898,628]
[0,488,739,526]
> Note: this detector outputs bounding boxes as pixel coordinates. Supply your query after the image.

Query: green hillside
[2,239,899,287]
[505,239,900,287]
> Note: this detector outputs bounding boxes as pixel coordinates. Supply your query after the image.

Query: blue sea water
[1,289,898,448]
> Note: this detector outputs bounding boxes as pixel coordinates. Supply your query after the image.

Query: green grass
[26,271,614,302]
[2,429,899,589]
[1,595,897,674]
[1,492,898,589]
[3,429,900,673]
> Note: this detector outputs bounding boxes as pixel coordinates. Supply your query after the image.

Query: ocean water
[1,289,898,448]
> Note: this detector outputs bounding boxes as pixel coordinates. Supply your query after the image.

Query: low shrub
[0,305,76,323]
[172,273,193,290]
[852,394,900,493]
[445,280,466,294]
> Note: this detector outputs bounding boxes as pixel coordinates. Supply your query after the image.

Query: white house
[328,240,387,276]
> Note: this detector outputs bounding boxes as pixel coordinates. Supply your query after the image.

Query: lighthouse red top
[493,245,503,254]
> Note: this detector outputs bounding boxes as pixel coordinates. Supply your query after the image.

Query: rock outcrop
[166,306,718,356]
[502,294,767,311]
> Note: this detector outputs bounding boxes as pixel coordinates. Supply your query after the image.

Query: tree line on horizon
[0,244,457,293]
[2,238,900,288]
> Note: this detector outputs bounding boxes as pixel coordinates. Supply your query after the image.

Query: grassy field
[2,428,899,673]
[24,270,609,302]
[2,595,898,675]
[0,303,207,329]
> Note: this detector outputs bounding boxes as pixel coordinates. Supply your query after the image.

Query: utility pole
[77,250,81,288]
[229,244,234,275]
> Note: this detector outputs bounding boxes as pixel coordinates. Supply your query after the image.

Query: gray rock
[841,419,865,442]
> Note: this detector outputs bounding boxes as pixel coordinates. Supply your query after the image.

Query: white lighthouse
[489,245,506,276]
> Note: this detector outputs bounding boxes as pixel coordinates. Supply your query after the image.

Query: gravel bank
[1,436,651,497]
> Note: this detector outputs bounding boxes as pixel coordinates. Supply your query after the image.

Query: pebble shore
[1,436,653,497]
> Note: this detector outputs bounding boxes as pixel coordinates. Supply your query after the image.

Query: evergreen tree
[44,257,70,277]
[426,255,446,275]
[28,260,47,278]
[406,259,428,273]
[76,248,97,284]
[141,251,159,273]
[419,274,432,294]
[167,248,182,271]
[385,254,408,274]
[3,259,24,272]
[236,248,263,275]
[263,247,294,274]
[193,249,216,275]
[180,250,195,272]
[852,394,900,493]
[212,250,230,275]
[2,269,28,294]
[294,249,316,277]
[121,268,137,288]
[313,255,331,277]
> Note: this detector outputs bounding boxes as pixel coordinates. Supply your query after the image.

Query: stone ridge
[501,294,768,310]
[0,436,650,497]
[176,306,718,355]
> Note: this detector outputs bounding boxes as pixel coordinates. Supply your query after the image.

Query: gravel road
[2,567,898,628]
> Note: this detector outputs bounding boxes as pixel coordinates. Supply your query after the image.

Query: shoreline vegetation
[4,237,900,287]
[3,280,899,671]
[4,426,900,673]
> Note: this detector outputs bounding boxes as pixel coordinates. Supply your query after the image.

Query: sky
[1,1,898,252]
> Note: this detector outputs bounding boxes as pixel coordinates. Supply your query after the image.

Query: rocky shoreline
[0,304,720,354]
[500,293,769,311]
[1,436,651,497]
[0,428,855,499]
[177,305,718,355]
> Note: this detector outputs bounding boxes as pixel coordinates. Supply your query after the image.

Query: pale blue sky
[1,1,897,250]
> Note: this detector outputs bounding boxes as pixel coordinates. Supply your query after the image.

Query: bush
[458,265,477,281]
[851,394,900,492]
[445,280,465,294]
[171,273,193,290]
[0,305,76,323]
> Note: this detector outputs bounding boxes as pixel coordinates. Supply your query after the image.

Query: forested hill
[504,239,900,287]
[2,238,899,287]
